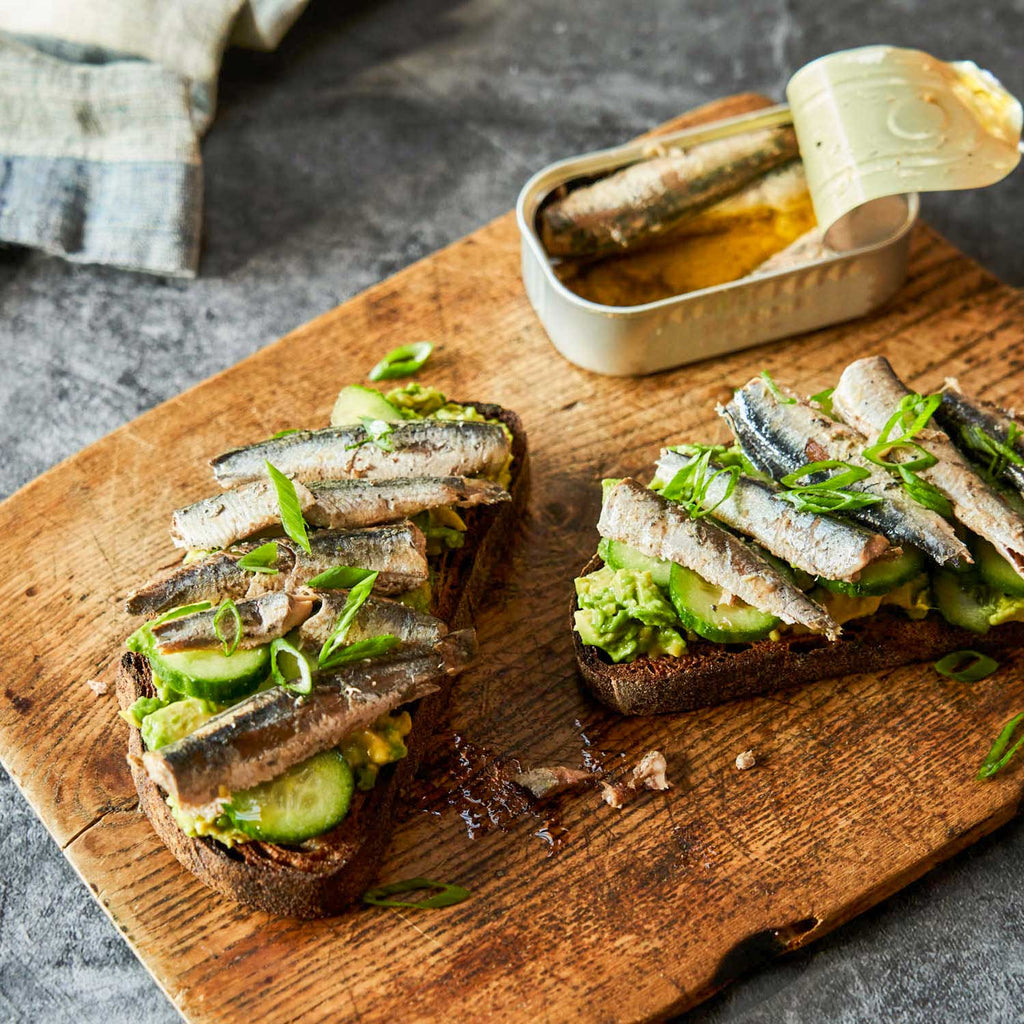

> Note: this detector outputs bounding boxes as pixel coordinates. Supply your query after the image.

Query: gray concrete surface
[2,1,1024,1021]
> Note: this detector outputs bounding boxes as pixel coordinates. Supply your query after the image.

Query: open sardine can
[516,45,1023,376]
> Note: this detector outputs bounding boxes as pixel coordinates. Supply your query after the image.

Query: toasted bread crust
[118,404,528,918]
[572,555,1024,715]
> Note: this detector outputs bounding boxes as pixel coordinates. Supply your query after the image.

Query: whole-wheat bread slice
[572,555,1024,715]
[117,403,528,918]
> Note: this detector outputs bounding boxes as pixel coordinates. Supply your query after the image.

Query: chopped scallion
[933,650,999,683]
[368,342,434,382]
[213,598,242,657]
[265,460,311,555]
[362,877,471,909]
[978,712,1024,780]
[236,541,280,575]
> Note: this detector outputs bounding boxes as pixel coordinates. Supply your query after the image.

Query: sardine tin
[517,104,918,376]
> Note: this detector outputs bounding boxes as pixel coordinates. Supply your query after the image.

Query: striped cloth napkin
[0,0,308,277]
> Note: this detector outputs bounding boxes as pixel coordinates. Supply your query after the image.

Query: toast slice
[573,560,1024,717]
[117,403,528,917]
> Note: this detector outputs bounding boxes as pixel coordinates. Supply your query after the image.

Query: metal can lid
[786,45,1022,247]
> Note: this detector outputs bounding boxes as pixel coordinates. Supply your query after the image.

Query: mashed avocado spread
[574,565,686,663]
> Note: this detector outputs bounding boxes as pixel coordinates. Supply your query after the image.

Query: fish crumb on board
[86,679,108,697]
[735,749,756,770]
[601,750,671,808]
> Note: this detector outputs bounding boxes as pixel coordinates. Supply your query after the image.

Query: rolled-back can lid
[786,45,1022,248]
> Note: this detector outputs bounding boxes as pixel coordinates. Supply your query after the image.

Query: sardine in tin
[517,46,1021,377]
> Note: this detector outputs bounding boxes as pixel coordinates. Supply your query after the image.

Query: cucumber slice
[668,562,779,643]
[330,385,403,427]
[147,644,269,702]
[974,538,1024,597]
[818,546,926,597]
[932,571,995,634]
[225,749,355,844]
[599,537,672,589]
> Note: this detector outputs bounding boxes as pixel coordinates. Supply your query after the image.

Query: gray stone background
[2,0,1024,1021]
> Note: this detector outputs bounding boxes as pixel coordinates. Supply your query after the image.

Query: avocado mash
[340,710,413,790]
[574,565,687,663]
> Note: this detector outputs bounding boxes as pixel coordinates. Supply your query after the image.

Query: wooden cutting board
[3,92,1024,1023]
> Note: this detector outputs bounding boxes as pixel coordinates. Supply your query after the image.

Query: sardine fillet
[598,479,839,639]
[540,126,800,258]
[296,594,449,649]
[656,449,891,581]
[170,478,316,550]
[833,356,1024,573]
[210,421,510,487]
[151,592,316,653]
[125,523,429,616]
[720,377,971,568]
[142,631,477,810]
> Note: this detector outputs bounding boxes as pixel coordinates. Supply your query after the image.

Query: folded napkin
[0,0,308,277]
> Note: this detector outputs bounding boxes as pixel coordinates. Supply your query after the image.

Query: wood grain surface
[3,92,1024,1023]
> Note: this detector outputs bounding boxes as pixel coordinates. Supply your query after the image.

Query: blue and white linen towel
[0,0,308,277]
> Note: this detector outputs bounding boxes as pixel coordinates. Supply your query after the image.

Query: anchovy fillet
[833,357,1024,575]
[151,592,317,653]
[142,631,477,810]
[296,593,448,649]
[720,376,970,567]
[656,449,892,581]
[598,478,840,639]
[125,523,428,616]
[210,421,510,486]
[935,379,1024,496]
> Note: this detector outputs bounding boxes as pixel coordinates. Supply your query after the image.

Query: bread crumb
[629,750,670,791]
[735,749,756,770]
[86,679,108,697]
[600,781,628,809]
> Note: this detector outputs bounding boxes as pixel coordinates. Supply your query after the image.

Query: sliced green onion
[760,370,797,404]
[318,572,379,666]
[368,342,434,382]
[236,541,280,575]
[878,391,942,444]
[265,460,311,555]
[152,602,213,627]
[213,598,242,657]
[660,445,740,519]
[362,877,471,909]
[270,637,313,695]
[305,565,375,590]
[345,417,395,453]
[897,467,953,517]
[862,439,937,473]
[959,423,1024,481]
[810,387,835,415]
[270,428,303,439]
[319,634,399,670]
[775,489,883,513]
[780,460,870,491]
[934,650,999,683]
[978,712,1024,780]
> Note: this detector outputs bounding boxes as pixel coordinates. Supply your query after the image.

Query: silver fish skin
[125,523,428,616]
[655,449,892,581]
[833,357,1024,575]
[210,421,510,486]
[598,478,840,639]
[296,593,449,649]
[170,478,316,550]
[305,476,509,530]
[150,592,316,653]
[935,379,1024,496]
[720,377,971,568]
[142,631,477,810]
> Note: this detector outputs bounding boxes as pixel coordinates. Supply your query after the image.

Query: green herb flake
[265,460,312,555]
[934,650,999,683]
[660,445,740,519]
[362,877,471,909]
[270,428,304,439]
[368,342,434,382]
[213,598,242,657]
[978,711,1024,780]
[318,572,379,667]
[236,541,280,575]
[776,460,882,514]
